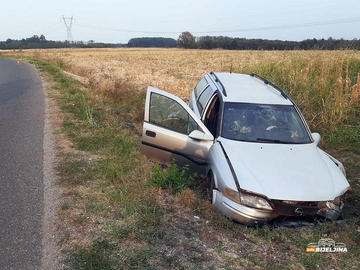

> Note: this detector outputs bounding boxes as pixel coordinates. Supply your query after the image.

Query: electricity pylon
[62,15,74,43]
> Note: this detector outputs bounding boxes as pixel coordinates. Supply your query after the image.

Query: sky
[1,0,359,44]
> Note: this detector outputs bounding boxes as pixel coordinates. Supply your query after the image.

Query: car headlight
[224,187,273,210]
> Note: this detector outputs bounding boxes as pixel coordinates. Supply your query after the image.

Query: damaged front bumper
[271,198,345,222]
[213,189,345,225]
[317,201,344,221]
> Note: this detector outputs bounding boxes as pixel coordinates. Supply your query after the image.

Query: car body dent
[212,190,277,225]
[207,141,238,192]
[317,201,344,221]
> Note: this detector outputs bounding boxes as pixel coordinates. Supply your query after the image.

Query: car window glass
[197,85,213,116]
[221,103,311,144]
[195,77,208,98]
[204,95,220,137]
[149,92,200,134]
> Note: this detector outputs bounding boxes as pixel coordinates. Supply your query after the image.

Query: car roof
[210,72,293,105]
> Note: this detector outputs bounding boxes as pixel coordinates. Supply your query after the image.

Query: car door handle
[145,130,156,138]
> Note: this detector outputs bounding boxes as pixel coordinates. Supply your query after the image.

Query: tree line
[196,36,360,50]
[1,32,359,50]
[0,35,122,50]
[178,31,360,50]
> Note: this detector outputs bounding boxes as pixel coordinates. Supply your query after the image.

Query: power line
[37,23,63,34]
[202,17,360,34]
[62,16,74,42]
[37,23,64,36]
[74,16,360,35]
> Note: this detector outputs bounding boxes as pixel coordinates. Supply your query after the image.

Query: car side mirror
[189,130,214,141]
[312,132,321,145]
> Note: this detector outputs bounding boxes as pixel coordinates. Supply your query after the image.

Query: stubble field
[9,48,360,130]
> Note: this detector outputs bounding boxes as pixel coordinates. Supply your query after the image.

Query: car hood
[219,139,349,201]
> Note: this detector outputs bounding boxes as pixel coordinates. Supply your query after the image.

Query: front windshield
[221,103,311,144]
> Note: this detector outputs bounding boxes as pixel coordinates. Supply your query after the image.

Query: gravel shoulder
[41,77,64,270]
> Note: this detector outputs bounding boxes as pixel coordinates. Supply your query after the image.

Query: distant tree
[28,35,40,43]
[177,31,195,49]
[39,34,46,42]
[197,36,213,49]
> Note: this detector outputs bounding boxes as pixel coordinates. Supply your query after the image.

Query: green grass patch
[149,160,197,193]
[66,239,115,270]
[324,105,360,153]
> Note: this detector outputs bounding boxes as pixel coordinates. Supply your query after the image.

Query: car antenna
[230,61,233,73]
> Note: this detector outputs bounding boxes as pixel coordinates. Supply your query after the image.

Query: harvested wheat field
[7,48,360,96]
[7,48,360,130]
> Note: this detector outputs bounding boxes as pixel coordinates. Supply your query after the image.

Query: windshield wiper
[256,138,284,143]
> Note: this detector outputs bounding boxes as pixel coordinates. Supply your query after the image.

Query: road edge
[41,77,64,270]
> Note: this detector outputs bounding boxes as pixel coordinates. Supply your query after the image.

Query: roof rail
[210,71,227,97]
[250,73,288,100]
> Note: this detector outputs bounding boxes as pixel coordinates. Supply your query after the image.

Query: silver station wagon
[141,72,350,225]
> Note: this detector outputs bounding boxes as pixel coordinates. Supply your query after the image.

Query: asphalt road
[0,58,45,269]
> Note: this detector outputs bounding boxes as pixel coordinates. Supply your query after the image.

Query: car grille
[271,200,320,216]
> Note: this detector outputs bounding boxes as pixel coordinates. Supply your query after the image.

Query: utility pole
[62,15,74,43]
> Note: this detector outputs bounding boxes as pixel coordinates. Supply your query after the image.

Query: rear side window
[197,86,214,116]
[194,77,208,98]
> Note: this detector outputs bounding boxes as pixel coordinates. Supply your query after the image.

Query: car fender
[317,148,349,194]
[207,141,240,193]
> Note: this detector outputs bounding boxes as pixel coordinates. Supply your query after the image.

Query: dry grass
[352,73,360,104]
[4,48,358,94]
